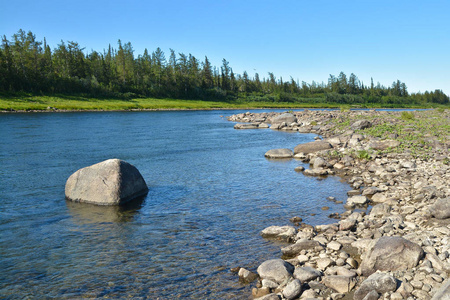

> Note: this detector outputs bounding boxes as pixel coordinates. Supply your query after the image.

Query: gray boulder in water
[65,159,148,205]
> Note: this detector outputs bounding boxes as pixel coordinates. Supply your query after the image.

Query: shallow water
[0,110,351,299]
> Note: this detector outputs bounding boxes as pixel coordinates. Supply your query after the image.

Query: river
[0,110,351,299]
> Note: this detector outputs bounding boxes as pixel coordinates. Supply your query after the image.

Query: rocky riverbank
[228,109,450,300]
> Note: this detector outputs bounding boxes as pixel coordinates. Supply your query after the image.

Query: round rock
[65,159,148,205]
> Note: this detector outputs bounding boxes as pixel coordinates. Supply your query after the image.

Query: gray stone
[346,195,368,206]
[322,275,357,293]
[257,259,294,284]
[281,239,324,257]
[294,141,333,154]
[354,272,398,300]
[65,159,148,205]
[293,266,322,282]
[271,113,297,124]
[265,148,294,159]
[234,123,259,129]
[262,279,279,289]
[238,267,258,283]
[313,157,327,169]
[339,218,357,231]
[360,236,424,276]
[261,225,296,241]
[317,257,335,270]
[429,198,450,219]
[282,279,302,300]
[351,120,372,130]
[370,203,391,217]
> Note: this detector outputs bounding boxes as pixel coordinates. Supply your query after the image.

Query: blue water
[0,110,351,299]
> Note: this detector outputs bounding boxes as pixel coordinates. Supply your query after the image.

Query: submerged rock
[65,159,148,205]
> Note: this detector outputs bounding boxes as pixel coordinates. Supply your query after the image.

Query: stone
[317,257,335,270]
[313,157,327,169]
[238,268,258,283]
[265,148,294,159]
[293,266,322,282]
[353,272,398,300]
[252,287,271,299]
[282,279,302,300]
[371,193,387,203]
[360,236,425,276]
[289,216,302,223]
[322,275,357,293]
[429,198,450,219]
[234,123,259,129]
[254,294,280,300]
[294,166,305,172]
[261,226,296,241]
[370,203,391,217]
[271,113,297,124]
[339,218,357,231]
[281,239,325,257]
[346,195,368,206]
[293,141,333,154]
[431,279,450,300]
[257,259,294,284]
[351,120,372,130]
[262,279,279,289]
[362,187,383,196]
[65,159,148,205]
[327,241,342,251]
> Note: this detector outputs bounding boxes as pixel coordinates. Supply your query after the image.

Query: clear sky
[1,0,449,94]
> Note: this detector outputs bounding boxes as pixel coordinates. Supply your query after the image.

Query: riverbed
[0,110,352,299]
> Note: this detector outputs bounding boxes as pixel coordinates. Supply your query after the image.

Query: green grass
[1,93,447,112]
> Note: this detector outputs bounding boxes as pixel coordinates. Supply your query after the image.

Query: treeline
[0,29,448,105]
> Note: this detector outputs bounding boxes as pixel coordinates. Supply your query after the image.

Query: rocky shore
[228,109,450,300]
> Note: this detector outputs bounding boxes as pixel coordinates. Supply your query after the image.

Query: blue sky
[1,0,449,94]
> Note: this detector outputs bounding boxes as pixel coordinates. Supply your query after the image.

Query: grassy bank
[0,94,446,112]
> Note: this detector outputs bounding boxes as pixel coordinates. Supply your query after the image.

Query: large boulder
[429,198,450,219]
[271,113,297,124]
[360,236,424,276]
[264,148,294,159]
[257,259,294,284]
[65,159,148,205]
[294,141,333,154]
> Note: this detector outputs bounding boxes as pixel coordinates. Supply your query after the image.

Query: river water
[0,110,351,299]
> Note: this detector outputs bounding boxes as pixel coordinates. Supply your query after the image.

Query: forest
[1,29,448,106]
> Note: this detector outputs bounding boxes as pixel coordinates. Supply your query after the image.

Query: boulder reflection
[66,196,145,224]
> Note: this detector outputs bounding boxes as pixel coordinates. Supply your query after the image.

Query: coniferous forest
[1,30,448,106]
